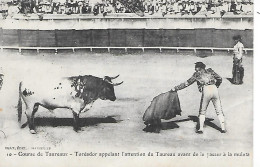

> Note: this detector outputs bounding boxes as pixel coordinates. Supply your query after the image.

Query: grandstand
[0,0,254,18]
[0,0,254,53]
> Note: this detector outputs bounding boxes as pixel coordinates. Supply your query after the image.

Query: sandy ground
[0,50,253,167]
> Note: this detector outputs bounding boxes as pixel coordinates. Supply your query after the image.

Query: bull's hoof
[143,125,153,132]
[154,127,161,133]
[29,130,37,134]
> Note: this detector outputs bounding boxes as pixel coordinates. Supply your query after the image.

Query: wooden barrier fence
[0,28,253,53]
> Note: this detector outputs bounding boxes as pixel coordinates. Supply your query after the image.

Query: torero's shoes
[196,129,203,134]
[220,129,227,133]
[197,115,205,134]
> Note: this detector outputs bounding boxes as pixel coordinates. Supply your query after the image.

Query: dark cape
[143,91,182,124]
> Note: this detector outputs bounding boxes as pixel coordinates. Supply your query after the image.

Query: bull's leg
[154,119,162,133]
[26,104,39,134]
[72,112,81,132]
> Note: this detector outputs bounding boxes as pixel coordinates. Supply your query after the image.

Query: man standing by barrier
[0,67,3,91]
[172,62,226,134]
[232,35,244,84]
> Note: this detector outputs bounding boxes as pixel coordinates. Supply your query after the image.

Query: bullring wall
[0,28,253,48]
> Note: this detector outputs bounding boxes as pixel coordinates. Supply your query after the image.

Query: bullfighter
[172,62,227,134]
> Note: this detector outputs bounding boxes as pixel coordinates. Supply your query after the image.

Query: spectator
[99,4,105,13]
[59,3,66,14]
[235,1,243,14]
[222,1,230,12]
[172,1,179,14]
[167,2,174,14]
[196,1,201,13]
[184,1,192,15]
[53,2,60,14]
[211,2,221,16]
[107,3,115,13]
[1,2,8,19]
[143,2,149,13]
[177,1,183,14]
[190,1,197,15]
[0,0,254,17]
[148,2,154,15]
[154,2,160,12]
[229,1,236,12]
[243,1,253,15]
[93,4,99,15]
[115,1,121,13]
[161,3,167,16]
[197,1,208,16]
[180,1,187,15]
[8,2,20,18]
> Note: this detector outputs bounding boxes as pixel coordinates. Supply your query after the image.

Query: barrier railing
[0,46,253,54]
[0,14,253,30]
[7,13,254,20]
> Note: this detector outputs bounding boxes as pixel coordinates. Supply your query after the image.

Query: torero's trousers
[199,85,224,116]
[232,58,244,84]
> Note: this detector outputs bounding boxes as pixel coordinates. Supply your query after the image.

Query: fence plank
[39,30,56,47]
[0,29,253,49]
[144,29,162,47]
[2,29,19,47]
[213,29,230,48]
[125,29,143,47]
[195,29,214,47]
[109,29,126,47]
[92,29,109,47]
[74,30,92,47]
[56,30,76,47]
[0,28,2,46]
[242,29,253,48]
[20,30,38,47]
[178,29,196,47]
[161,29,179,47]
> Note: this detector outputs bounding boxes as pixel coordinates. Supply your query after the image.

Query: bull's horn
[110,75,120,80]
[113,81,123,86]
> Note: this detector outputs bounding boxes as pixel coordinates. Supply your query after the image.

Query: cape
[143,91,182,124]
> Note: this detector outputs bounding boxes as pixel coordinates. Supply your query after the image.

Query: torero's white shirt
[234,41,244,60]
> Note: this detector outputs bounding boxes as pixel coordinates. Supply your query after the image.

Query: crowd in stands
[0,0,254,18]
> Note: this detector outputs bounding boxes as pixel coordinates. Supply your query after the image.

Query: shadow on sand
[144,115,223,133]
[226,77,234,84]
[188,115,222,132]
[34,116,121,128]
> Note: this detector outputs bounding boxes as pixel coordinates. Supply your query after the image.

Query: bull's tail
[17,82,23,123]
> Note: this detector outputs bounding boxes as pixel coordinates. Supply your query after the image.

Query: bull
[17,75,123,134]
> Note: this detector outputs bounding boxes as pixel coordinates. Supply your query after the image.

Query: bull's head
[99,75,123,101]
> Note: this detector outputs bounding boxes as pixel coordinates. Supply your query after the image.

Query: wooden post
[18,29,21,47]
[37,29,40,47]
[54,29,58,47]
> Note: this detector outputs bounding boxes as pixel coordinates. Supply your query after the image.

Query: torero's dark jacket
[174,68,222,92]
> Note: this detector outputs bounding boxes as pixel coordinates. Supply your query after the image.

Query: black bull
[17,75,123,134]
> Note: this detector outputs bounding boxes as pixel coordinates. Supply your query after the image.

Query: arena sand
[0,50,253,167]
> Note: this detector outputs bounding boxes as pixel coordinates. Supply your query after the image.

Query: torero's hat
[233,35,242,41]
[195,62,206,69]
